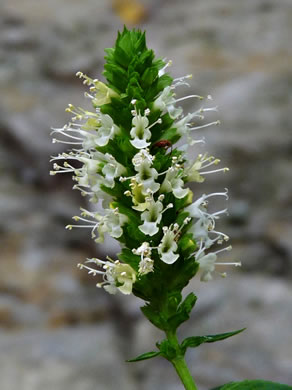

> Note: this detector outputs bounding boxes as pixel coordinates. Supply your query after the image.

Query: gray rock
[0,326,136,390]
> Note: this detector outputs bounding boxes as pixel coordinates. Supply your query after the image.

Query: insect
[152,139,172,151]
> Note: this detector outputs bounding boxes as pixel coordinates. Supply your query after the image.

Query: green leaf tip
[103,26,172,104]
[126,350,161,363]
[181,328,246,354]
[210,380,292,390]
[168,292,197,330]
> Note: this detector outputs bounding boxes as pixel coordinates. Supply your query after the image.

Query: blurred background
[0,0,292,389]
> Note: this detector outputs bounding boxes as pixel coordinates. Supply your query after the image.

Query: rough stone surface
[0,326,137,390]
[1,0,292,389]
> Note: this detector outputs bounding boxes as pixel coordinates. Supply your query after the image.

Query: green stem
[166,330,198,390]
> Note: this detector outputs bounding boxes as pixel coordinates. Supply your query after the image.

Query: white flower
[120,150,159,210]
[133,242,152,257]
[160,166,189,199]
[75,72,119,106]
[132,148,155,168]
[186,153,228,180]
[95,114,120,147]
[196,253,217,282]
[127,179,149,211]
[96,208,128,243]
[175,112,197,136]
[186,191,229,249]
[135,160,160,195]
[133,242,154,275]
[138,257,154,275]
[101,154,126,188]
[78,258,136,295]
[139,198,163,236]
[66,207,128,243]
[153,86,182,119]
[130,113,152,149]
[190,218,218,249]
[120,160,160,197]
[196,246,241,282]
[91,81,119,106]
[158,226,179,264]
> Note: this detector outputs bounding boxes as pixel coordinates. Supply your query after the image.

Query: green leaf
[210,380,292,390]
[141,66,158,88]
[178,233,197,257]
[167,256,199,292]
[156,74,173,93]
[168,292,197,330]
[141,304,166,330]
[157,339,177,360]
[118,248,140,271]
[126,350,161,363]
[181,328,245,354]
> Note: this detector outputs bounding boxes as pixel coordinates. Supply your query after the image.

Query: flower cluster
[51,28,240,300]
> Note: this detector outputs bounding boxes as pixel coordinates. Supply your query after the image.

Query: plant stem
[166,330,198,390]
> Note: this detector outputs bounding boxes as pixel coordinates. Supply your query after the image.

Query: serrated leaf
[156,74,173,92]
[141,304,166,330]
[210,380,292,390]
[126,350,161,363]
[168,292,197,330]
[181,328,245,354]
[141,66,158,88]
[168,256,199,292]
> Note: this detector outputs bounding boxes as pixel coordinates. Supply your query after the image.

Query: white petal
[95,134,110,146]
[173,186,189,199]
[130,138,151,149]
[104,284,118,294]
[198,253,217,275]
[138,221,159,236]
[109,225,123,238]
[168,105,183,119]
[118,280,133,295]
[161,251,179,264]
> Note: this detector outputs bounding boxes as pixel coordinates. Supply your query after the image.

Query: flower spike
[49,28,247,390]
[51,27,237,310]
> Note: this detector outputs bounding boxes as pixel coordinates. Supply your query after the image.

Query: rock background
[0,0,292,389]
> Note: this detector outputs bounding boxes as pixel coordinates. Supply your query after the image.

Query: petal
[173,186,189,199]
[118,280,133,295]
[197,253,217,274]
[168,105,183,119]
[109,225,123,238]
[104,284,118,294]
[132,115,149,128]
[101,114,114,127]
[138,221,159,236]
[130,138,151,149]
[95,134,110,147]
[161,251,179,264]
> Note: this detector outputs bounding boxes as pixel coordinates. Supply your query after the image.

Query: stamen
[215,245,232,255]
[175,94,204,103]
[189,121,220,131]
[52,138,83,145]
[148,118,162,129]
[200,167,229,175]
[216,261,242,267]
